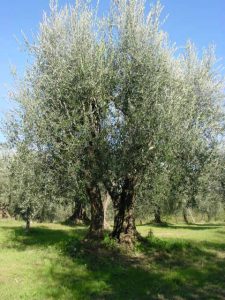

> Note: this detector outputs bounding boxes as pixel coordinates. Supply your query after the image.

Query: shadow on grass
[140,222,224,231]
[2,224,225,300]
[217,230,225,236]
[167,224,222,230]
[199,240,225,252]
[138,236,225,299]
[2,225,87,251]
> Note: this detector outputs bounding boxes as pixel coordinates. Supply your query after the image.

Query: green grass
[0,219,225,299]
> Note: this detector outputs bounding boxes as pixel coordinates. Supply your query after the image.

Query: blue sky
[0,0,225,142]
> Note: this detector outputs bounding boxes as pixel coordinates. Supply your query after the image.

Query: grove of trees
[1,0,225,245]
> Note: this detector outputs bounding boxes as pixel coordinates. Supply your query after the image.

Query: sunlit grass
[138,222,225,243]
[0,219,225,299]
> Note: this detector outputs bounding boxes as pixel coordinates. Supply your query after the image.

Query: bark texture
[24,207,32,232]
[25,218,30,232]
[154,205,162,224]
[183,207,190,224]
[66,200,90,225]
[86,183,104,238]
[0,206,10,218]
[103,191,111,229]
[106,177,139,245]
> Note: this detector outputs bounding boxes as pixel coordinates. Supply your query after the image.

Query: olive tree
[7,0,115,237]
[6,0,224,242]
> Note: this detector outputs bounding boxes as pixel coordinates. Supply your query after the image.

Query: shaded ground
[0,220,225,300]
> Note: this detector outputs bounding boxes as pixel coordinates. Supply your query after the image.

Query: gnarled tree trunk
[24,207,31,232]
[0,205,10,219]
[183,207,190,224]
[108,177,139,245]
[86,183,104,238]
[66,199,90,225]
[103,191,111,229]
[26,218,30,232]
[154,204,162,224]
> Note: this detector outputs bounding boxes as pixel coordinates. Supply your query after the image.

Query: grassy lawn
[0,219,225,300]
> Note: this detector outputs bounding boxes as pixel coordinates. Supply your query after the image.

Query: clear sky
[0,0,225,142]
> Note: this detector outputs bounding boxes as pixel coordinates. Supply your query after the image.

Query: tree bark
[86,183,104,238]
[0,205,10,218]
[24,207,31,232]
[154,204,162,224]
[25,218,30,232]
[66,200,90,225]
[103,191,111,229]
[183,207,190,224]
[108,177,139,245]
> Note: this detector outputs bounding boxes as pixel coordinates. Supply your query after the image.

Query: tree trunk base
[109,177,138,247]
[183,207,190,225]
[65,203,90,226]
[118,231,141,246]
[103,191,111,230]
[85,228,104,241]
[111,222,142,247]
[25,219,31,232]
[0,208,10,219]
[153,218,163,224]
[154,205,162,224]
[87,184,104,239]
